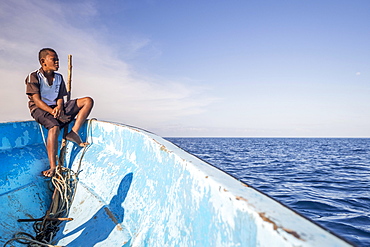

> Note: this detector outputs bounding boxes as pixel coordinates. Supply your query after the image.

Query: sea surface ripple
[166,138,370,247]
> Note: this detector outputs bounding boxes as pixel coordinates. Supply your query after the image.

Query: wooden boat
[0,120,353,246]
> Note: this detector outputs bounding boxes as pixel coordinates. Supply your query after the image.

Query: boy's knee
[79,97,94,108]
[48,125,60,135]
[86,97,94,107]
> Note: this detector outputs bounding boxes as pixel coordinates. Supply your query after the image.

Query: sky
[0,0,369,137]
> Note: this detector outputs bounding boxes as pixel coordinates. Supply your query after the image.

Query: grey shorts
[31,99,79,130]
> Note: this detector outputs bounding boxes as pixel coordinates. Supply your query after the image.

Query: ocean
[166,138,370,247]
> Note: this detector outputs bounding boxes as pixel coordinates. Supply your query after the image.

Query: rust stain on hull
[235,196,248,202]
[258,212,303,240]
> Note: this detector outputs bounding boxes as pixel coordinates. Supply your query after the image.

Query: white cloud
[0,0,215,133]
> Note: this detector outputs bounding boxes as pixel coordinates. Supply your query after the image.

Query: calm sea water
[166,138,370,247]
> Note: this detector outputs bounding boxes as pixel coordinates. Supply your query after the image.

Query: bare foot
[42,167,56,177]
[66,130,89,147]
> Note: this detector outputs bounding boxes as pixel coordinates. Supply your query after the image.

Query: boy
[25,48,94,177]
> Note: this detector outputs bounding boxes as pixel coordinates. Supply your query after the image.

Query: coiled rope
[3,166,76,247]
[4,119,95,247]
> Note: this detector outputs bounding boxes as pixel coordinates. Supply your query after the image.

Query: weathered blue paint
[0,120,352,246]
[0,121,52,246]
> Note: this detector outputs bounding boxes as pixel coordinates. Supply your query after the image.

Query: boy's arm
[32,94,70,122]
[31,93,55,115]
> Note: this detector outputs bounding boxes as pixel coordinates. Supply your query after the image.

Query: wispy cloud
[0,0,215,132]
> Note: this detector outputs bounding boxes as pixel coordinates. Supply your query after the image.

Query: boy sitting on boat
[25,48,94,177]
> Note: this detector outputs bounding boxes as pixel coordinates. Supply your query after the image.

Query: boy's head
[39,48,59,72]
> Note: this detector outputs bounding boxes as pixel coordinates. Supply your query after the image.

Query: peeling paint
[235,196,248,202]
[1,137,11,149]
[282,227,302,240]
[159,144,170,153]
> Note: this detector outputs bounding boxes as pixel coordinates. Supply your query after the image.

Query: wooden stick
[61,54,73,147]
[18,217,73,222]
[67,54,72,101]
[56,54,73,216]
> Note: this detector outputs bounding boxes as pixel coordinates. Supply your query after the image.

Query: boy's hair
[39,48,57,64]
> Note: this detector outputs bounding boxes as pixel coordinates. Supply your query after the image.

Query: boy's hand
[52,107,62,118]
[58,112,71,123]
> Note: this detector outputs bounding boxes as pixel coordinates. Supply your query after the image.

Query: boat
[0,119,353,246]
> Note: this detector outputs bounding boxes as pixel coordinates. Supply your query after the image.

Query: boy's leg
[66,97,94,147]
[31,108,62,177]
[44,126,60,177]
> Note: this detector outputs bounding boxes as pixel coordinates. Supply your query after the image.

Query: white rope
[4,166,77,247]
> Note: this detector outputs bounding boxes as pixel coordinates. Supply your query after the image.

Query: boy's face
[41,52,59,72]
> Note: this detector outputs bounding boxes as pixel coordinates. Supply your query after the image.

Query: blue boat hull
[0,120,352,246]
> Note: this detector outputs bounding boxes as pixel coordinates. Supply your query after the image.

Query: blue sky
[0,0,369,137]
